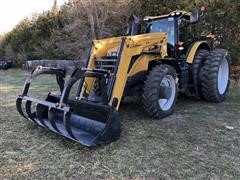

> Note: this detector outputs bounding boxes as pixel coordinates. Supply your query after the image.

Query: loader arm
[82,32,168,110]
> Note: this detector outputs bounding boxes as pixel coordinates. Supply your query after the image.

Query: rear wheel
[201,49,231,102]
[192,49,209,98]
[142,64,178,118]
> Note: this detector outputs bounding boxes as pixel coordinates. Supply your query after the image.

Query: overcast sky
[0,0,68,34]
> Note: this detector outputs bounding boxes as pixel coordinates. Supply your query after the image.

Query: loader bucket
[16,66,121,147]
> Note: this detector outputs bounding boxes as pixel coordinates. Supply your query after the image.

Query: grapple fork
[16,66,120,147]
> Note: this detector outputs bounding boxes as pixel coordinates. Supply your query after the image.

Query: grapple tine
[48,107,61,134]
[35,104,48,127]
[25,100,37,123]
[16,97,28,119]
[63,111,77,140]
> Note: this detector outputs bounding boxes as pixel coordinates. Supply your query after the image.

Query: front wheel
[142,64,178,119]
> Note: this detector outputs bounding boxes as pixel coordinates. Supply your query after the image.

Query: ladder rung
[95,59,117,63]
[96,65,116,68]
[101,56,118,59]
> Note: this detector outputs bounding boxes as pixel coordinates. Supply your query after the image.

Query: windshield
[146,18,175,46]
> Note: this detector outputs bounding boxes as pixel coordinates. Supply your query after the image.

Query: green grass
[0,69,240,179]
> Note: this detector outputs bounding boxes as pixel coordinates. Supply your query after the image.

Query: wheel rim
[158,75,176,111]
[217,57,229,95]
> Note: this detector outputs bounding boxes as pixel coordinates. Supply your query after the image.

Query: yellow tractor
[16,9,231,146]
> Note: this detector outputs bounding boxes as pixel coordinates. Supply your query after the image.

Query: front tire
[142,64,178,119]
[201,49,231,102]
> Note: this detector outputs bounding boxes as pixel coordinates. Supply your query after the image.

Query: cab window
[146,18,175,46]
[178,18,193,43]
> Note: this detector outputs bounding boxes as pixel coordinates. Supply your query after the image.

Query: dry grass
[0,69,240,179]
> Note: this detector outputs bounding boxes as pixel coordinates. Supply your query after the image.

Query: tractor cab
[126,9,201,59]
[143,10,200,58]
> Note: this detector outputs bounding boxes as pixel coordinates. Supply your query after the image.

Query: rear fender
[186,41,210,64]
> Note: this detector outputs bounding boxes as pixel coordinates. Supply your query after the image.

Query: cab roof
[144,10,192,21]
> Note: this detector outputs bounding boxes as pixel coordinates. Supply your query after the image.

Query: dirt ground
[0,69,240,179]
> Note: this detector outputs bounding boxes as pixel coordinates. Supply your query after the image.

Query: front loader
[17,8,231,147]
[17,33,168,146]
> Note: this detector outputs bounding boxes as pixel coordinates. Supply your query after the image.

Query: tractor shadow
[119,95,202,124]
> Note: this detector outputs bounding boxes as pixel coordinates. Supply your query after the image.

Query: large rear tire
[142,64,178,119]
[192,49,209,98]
[201,49,231,102]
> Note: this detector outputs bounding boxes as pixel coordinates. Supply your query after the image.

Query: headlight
[176,12,181,15]
[107,51,118,57]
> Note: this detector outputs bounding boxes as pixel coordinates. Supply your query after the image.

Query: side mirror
[190,8,199,24]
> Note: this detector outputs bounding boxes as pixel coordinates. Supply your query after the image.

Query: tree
[0,0,239,65]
